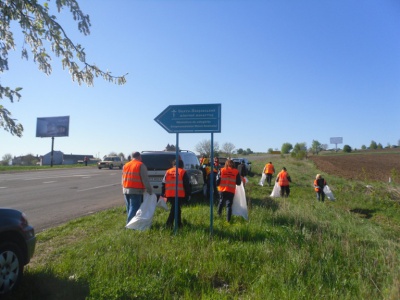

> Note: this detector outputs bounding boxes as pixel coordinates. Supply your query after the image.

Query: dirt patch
[309,150,400,183]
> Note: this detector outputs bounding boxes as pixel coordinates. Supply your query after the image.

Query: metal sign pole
[210,132,214,236]
[174,133,179,234]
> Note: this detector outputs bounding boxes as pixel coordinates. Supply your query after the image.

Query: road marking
[77,183,119,192]
[0,187,7,189]
[43,181,56,184]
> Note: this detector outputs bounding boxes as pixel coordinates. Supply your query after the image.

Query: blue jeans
[124,194,143,224]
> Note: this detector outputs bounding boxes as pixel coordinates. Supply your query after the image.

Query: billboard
[36,116,70,137]
[330,137,343,144]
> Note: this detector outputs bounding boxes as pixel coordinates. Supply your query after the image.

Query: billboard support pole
[51,137,54,167]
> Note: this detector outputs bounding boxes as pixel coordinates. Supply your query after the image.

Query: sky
[1,0,400,159]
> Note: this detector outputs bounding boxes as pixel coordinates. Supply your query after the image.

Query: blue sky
[1,0,399,159]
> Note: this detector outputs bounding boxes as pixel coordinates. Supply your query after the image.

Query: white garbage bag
[323,185,335,201]
[270,182,281,198]
[126,192,157,230]
[156,196,169,211]
[259,173,266,186]
[232,183,248,220]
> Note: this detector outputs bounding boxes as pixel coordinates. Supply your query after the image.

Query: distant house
[41,151,94,165]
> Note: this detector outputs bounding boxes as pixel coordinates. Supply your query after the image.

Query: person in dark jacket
[313,174,327,202]
[162,159,191,228]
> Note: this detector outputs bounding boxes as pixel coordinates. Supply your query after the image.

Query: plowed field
[309,150,400,183]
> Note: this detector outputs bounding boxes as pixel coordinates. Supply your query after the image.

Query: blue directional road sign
[154,104,221,133]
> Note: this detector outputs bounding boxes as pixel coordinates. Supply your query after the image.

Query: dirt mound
[309,151,400,183]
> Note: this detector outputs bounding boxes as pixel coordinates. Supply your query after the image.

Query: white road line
[43,181,56,184]
[77,183,119,192]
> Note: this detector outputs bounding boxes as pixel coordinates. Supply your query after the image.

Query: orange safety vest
[122,160,145,189]
[277,170,290,186]
[314,179,326,192]
[218,167,239,193]
[205,165,218,176]
[164,168,186,197]
[265,163,275,174]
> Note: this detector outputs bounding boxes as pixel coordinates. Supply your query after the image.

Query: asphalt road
[0,168,124,232]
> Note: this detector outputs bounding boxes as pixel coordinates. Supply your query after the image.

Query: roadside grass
[6,156,400,299]
[0,164,95,172]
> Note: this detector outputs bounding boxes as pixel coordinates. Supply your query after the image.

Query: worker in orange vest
[122,152,153,224]
[162,159,191,228]
[216,159,242,222]
[276,167,292,197]
[262,161,275,186]
[313,174,327,202]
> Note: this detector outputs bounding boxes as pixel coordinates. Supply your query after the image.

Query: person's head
[132,152,141,160]
[225,159,234,168]
[172,159,184,168]
[269,162,272,164]
[282,167,287,171]
[316,174,321,179]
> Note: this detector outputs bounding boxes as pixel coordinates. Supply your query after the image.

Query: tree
[0,0,127,137]
[369,140,378,149]
[291,142,307,159]
[195,139,219,157]
[311,140,322,155]
[343,145,352,153]
[165,144,176,151]
[281,143,293,154]
[221,142,235,157]
[1,153,12,166]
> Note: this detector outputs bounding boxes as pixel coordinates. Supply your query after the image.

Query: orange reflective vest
[264,163,275,174]
[164,168,186,197]
[218,167,239,193]
[205,165,218,176]
[277,170,290,186]
[122,160,145,189]
[314,179,326,192]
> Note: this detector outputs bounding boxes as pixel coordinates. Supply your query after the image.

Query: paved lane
[0,168,125,232]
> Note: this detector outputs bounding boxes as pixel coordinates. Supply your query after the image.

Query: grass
[6,155,400,299]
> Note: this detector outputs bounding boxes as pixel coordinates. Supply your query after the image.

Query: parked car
[140,150,204,195]
[232,158,252,173]
[97,156,124,169]
[0,208,36,295]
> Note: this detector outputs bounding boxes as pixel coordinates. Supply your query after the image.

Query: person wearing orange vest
[314,174,327,202]
[216,159,242,222]
[162,159,191,228]
[262,162,275,186]
[276,167,292,197]
[122,152,153,224]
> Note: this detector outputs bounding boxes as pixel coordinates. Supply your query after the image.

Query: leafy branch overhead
[0,0,127,137]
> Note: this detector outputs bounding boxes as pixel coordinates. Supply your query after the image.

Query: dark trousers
[218,191,235,222]
[266,173,273,186]
[166,197,184,227]
[280,185,290,197]
[316,191,325,202]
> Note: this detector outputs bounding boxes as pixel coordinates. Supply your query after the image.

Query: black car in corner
[0,208,36,295]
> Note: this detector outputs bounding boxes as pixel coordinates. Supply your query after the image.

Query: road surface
[0,168,124,232]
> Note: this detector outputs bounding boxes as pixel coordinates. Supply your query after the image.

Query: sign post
[330,137,343,152]
[155,104,221,235]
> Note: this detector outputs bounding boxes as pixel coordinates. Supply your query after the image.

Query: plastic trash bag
[323,185,335,201]
[157,196,169,211]
[270,182,281,198]
[126,192,157,230]
[232,182,248,220]
[259,173,266,186]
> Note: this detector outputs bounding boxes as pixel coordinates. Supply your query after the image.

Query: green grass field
[6,155,400,299]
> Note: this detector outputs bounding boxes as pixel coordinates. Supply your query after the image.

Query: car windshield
[104,157,112,161]
[141,154,175,170]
